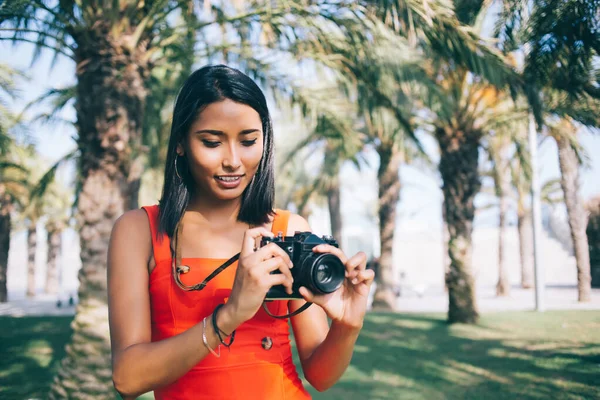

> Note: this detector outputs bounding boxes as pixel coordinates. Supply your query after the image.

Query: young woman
[108,65,374,400]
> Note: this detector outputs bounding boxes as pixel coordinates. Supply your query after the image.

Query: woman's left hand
[298,245,375,330]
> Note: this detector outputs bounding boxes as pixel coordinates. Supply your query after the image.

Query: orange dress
[142,205,312,400]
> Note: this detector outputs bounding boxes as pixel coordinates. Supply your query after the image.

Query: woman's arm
[108,210,239,399]
[290,300,361,392]
[286,214,365,392]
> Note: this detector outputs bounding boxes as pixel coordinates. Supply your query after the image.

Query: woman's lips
[215,175,244,189]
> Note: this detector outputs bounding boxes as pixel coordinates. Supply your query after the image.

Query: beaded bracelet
[202,317,221,357]
[212,304,236,348]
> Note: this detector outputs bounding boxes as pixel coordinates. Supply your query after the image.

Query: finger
[345,251,368,277]
[312,244,348,264]
[351,269,375,286]
[267,273,294,293]
[260,257,294,293]
[298,286,315,303]
[255,243,293,267]
[241,227,274,256]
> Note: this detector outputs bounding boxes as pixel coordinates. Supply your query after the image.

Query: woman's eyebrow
[239,129,261,135]
[193,129,261,135]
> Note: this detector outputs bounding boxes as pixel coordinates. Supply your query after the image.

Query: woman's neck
[185,193,243,227]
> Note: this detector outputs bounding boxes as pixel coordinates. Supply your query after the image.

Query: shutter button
[261,337,273,350]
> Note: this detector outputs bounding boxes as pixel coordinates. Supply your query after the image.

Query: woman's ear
[176,143,184,156]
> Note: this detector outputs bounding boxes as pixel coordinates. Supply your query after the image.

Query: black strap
[262,301,312,319]
[192,253,240,291]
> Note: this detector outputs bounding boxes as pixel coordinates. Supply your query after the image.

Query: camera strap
[171,219,313,318]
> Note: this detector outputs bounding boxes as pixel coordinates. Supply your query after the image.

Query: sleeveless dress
[142,205,312,400]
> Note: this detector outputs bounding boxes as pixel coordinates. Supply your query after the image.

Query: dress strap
[271,209,291,236]
[142,205,172,264]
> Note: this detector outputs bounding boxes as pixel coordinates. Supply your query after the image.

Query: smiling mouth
[215,175,244,182]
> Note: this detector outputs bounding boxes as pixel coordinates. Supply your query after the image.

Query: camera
[261,232,346,300]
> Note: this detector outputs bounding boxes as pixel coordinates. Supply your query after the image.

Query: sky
[1,40,599,241]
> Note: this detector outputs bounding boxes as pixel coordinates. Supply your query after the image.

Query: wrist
[216,303,242,335]
[330,318,363,335]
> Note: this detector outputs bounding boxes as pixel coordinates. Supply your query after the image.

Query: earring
[175,156,183,181]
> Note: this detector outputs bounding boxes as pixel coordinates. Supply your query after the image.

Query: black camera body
[261,232,345,300]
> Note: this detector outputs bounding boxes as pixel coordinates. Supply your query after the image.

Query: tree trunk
[27,224,37,298]
[517,190,534,288]
[587,197,600,288]
[442,204,450,291]
[496,191,510,296]
[49,32,148,399]
[0,189,10,303]
[372,144,402,310]
[45,225,62,295]
[327,180,342,244]
[556,135,592,302]
[437,127,480,324]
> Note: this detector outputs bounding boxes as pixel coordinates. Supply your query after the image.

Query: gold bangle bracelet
[202,316,221,358]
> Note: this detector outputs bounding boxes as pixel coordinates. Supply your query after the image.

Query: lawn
[1,311,599,399]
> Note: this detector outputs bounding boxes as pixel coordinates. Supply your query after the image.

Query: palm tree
[511,151,534,288]
[287,0,520,313]
[486,134,513,296]
[43,180,73,295]
[0,64,28,302]
[500,0,600,302]
[551,120,593,301]
[587,196,600,288]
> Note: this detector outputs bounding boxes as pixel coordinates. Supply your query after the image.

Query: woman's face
[178,98,265,202]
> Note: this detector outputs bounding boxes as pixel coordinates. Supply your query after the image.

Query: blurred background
[1,0,599,399]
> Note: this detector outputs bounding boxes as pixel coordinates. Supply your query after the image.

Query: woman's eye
[202,140,220,148]
[241,139,257,147]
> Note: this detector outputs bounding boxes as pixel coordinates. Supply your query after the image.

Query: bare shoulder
[112,209,151,237]
[109,209,152,263]
[286,213,311,236]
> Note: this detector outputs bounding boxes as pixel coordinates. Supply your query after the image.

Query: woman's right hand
[220,227,294,330]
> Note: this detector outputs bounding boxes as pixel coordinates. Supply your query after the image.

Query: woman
[108,65,374,400]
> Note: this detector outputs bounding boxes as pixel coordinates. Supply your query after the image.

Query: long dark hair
[158,65,275,239]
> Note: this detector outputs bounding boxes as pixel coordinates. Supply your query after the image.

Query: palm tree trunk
[587,197,600,288]
[0,191,10,303]
[372,144,402,310]
[442,204,450,291]
[49,38,148,399]
[327,180,342,243]
[556,135,592,302]
[496,191,510,296]
[45,225,61,295]
[437,127,480,323]
[517,191,534,288]
[27,224,37,297]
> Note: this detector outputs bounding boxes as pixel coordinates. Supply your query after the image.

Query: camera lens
[316,263,333,284]
[300,253,344,294]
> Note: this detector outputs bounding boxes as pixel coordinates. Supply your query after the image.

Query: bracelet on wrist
[212,304,236,348]
[202,317,221,357]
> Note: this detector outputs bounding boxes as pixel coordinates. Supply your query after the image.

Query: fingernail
[352,278,358,284]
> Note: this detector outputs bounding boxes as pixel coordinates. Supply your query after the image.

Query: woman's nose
[222,144,241,170]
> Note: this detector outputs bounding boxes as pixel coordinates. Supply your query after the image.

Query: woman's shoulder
[111,208,153,238]
[272,209,311,236]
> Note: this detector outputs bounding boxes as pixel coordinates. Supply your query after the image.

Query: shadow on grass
[0,316,73,399]
[2,312,599,400]
[304,312,600,400]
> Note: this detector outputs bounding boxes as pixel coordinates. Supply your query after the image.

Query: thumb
[299,286,316,303]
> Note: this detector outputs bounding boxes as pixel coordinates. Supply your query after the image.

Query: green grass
[1,311,599,399]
